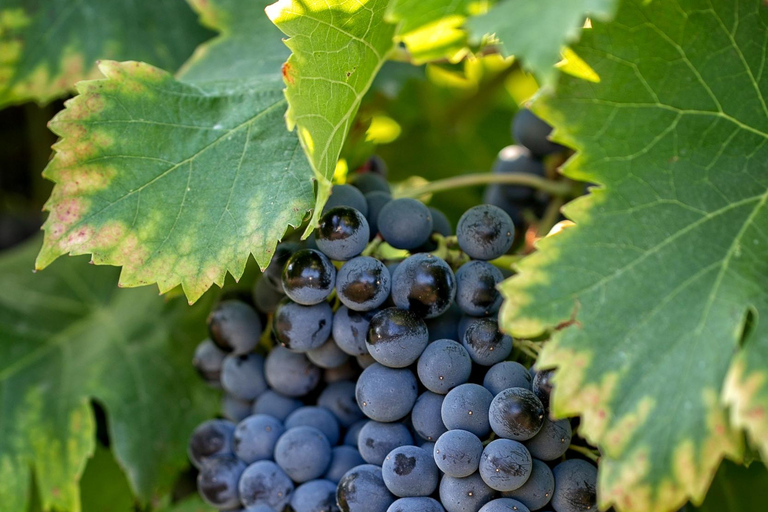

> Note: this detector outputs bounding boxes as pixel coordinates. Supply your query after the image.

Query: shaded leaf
[266,0,396,224]
[0,238,216,512]
[35,0,314,303]
[467,0,616,81]
[386,0,489,64]
[499,0,768,510]
[79,446,135,512]
[694,460,768,512]
[0,0,211,107]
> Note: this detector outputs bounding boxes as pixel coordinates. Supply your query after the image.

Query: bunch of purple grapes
[187,110,597,512]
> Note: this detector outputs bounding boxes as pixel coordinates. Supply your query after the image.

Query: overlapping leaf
[266,0,396,222]
[0,239,216,512]
[500,0,768,510]
[36,0,315,303]
[0,0,211,107]
[386,0,488,64]
[467,0,616,81]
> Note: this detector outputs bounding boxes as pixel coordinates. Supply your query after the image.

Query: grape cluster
[188,147,596,512]
[483,108,569,228]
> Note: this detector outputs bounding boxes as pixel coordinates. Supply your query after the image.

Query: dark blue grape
[362,155,388,176]
[479,498,531,512]
[192,339,226,386]
[358,421,414,466]
[197,454,246,509]
[325,445,366,483]
[524,418,572,462]
[282,249,336,305]
[324,184,369,215]
[441,384,494,437]
[324,359,359,383]
[382,446,439,497]
[344,420,368,447]
[426,303,461,342]
[417,339,472,394]
[352,172,391,195]
[233,414,285,464]
[222,393,253,422]
[274,426,332,483]
[337,256,391,311]
[265,346,321,397]
[512,108,566,158]
[457,315,484,342]
[286,406,341,445]
[483,185,525,232]
[433,430,483,478]
[252,390,303,421]
[308,338,350,369]
[439,473,495,512]
[366,307,429,368]
[462,318,513,366]
[491,145,546,202]
[456,205,514,261]
[503,459,554,510]
[238,459,294,510]
[318,380,364,427]
[489,388,545,441]
[207,300,262,354]
[253,277,285,314]
[221,353,268,401]
[365,191,392,239]
[333,306,376,356]
[429,208,453,236]
[188,419,235,469]
[337,464,395,512]
[455,261,504,317]
[532,369,555,410]
[317,207,371,261]
[291,479,340,512]
[356,364,418,422]
[264,242,301,290]
[483,362,533,396]
[378,198,433,250]
[356,352,376,369]
[419,442,435,458]
[551,460,597,512]
[387,497,445,512]
[273,299,332,352]
[479,439,532,492]
[411,392,447,442]
[391,254,456,319]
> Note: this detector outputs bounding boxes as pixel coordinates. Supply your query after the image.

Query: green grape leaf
[499,0,768,510]
[35,0,314,303]
[266,0,396,223]
[386,0,488,64]
[79,446,136,512]
[694,460,768,512]
[467,0,617,81]
[0,0,211,107]
[0,239,216,512]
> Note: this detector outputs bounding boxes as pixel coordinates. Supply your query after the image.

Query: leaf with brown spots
[36,0,315,303]
[266,0,396,229]
[0,239,216,512]
[0,0,212,107]
[499,0,768,510]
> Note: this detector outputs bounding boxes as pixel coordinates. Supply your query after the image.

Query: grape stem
[395,172,574,199]
[489,254,523,270]
[568,444,600,462]
[516,338,543,354]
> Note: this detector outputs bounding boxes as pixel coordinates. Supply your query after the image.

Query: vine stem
[394,173,574,199]
[568,444,600,462]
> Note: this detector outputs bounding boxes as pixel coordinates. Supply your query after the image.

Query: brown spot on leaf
[282,62,294,84]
